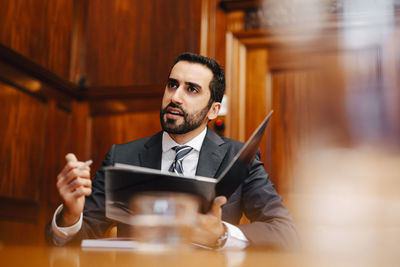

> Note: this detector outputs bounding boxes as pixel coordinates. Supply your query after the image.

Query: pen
[78,159,93,170]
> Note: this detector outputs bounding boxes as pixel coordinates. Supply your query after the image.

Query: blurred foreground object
[291,146,400,264]
[222,0,400,264]
[221,0,400,201]
[130,192,199,253]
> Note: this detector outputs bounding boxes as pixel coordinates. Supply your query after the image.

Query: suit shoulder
[114,136,151,150]
[206,128,244,149]
[113,132,162,152]
[220,135,244,149]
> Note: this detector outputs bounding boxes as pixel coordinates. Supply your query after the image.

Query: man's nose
[171,86,184,104]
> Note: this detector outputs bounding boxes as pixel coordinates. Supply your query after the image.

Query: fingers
[71,186,92,198]
[66,176,92,191]
[56,154,92,225]
[58,180,92,198]
[65,153,78,162]
[58,166,90,184]
[208,196,227,218]
[194,211,225,246]
[58,160,85,180]
[214,196,227,207]
[57,168,90,192]
[57,153,92,200]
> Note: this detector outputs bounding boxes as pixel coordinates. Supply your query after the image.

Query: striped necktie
[168,145,193,175]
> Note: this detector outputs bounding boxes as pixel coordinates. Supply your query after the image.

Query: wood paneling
[269,70,320,194]
[0,221,44,244]
[42,101,91,206]
[0,82,77,244]
[0,83,47,201]
[0,0,74,80]
[0,44,78,107]
[0,197,39,223]
[90,98,162,116]
[245,49,269,159]
[0,37,80,243]
[219,0,261,12]
[42,100,72,206]
[84,0,203,87]
[201,0,227,65]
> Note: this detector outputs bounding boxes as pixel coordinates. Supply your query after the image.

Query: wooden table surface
[0,245,314,267]
[2,244,397,267]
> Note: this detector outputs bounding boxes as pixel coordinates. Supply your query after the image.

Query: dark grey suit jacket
[46,129,299,249]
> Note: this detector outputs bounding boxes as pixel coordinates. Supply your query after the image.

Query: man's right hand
[56,153,92,227]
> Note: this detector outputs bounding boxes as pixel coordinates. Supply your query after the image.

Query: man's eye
[188,86,198,93]
[168,82,178,89]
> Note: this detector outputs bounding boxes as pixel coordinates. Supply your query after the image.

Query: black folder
[104,111,273,224]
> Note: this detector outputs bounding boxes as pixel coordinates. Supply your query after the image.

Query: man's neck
[168,125,207,144]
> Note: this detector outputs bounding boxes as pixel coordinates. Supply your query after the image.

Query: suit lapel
[139,131,163,169]
[196,128,228,178]
[138,129,228,176]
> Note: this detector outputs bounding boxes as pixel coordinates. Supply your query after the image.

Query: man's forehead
[169,61,213,84]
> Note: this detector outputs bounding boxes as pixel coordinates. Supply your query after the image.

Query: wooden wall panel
[213,2,228,64]
[245,49,269,167]
[0,0,74,79]
[41,0,74,79]
[85,0,202,87]
[0,0,46,64]
[201,0,227,64]
[0,221,42,244]
[0,83,47,201]
[0,83,48,244]
[42,101,72,206]
[269,70,320,194]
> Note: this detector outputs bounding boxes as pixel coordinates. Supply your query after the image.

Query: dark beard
[160,102,210,134]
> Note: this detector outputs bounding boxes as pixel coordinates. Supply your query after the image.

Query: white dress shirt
[52,127,248,249]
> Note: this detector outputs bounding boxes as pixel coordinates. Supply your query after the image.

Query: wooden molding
[225,32,247,141]
[219,0,262,12]
[0,197,39,223]
[0,44,165,114]
[80,84,164,100]
[69,0,88,83]
[0,44,79,98]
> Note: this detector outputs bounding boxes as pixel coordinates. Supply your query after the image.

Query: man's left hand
[192,196,227,247]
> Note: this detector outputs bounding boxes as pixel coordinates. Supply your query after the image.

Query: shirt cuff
[51,204,83,245]
[218,221,249,250]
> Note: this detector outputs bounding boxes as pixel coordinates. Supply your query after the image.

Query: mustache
[162,102,186,116]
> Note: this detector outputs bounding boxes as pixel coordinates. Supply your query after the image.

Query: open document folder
[104,110,273,224]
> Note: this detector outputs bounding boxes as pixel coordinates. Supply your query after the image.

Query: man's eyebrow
[167,78,178,83]
[167,78,202,90]
[186,82,201,90]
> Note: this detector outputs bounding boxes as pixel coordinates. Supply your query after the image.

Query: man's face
[160,61,214,134]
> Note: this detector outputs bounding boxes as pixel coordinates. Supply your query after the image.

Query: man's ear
[207,102,221,120]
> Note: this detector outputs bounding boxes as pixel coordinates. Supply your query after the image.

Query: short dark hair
[172,52,225,103]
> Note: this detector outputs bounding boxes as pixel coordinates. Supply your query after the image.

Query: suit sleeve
[237,152,300,250]
[45,146,116,245]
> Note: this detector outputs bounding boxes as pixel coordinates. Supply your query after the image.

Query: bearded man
[45,52,298,250]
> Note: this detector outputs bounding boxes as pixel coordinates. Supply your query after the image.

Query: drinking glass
[130,192,200,252]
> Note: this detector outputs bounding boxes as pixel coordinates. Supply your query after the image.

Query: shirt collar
[162,127,207,152]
